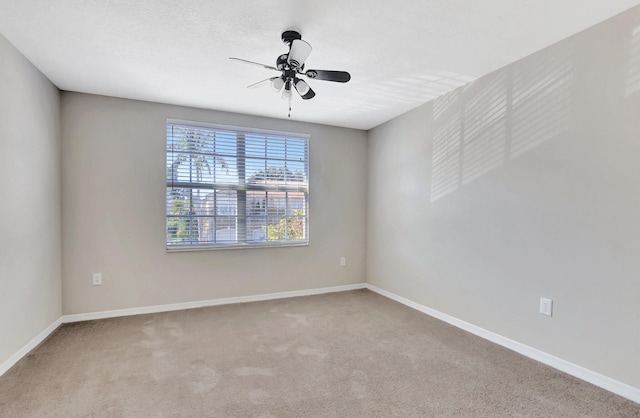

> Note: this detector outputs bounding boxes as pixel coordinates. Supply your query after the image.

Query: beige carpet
[1,290,638,417]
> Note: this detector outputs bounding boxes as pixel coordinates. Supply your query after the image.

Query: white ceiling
[1,1,639,130]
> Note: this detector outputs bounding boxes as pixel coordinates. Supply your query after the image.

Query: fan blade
[247,77,277,89]
[229,57,278,71]
[304,69,351,83]
[287,39,312,68]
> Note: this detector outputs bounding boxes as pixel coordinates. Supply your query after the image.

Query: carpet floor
[0,289,638,417]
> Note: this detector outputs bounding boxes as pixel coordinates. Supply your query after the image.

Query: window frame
[165,118,310,252]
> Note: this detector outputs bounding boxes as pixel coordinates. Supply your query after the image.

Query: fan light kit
[230,30,351,117]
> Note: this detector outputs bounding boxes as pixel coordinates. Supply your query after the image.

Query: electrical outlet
[92,273,102,286]
[340,257,346,267]
[540,298,552,316]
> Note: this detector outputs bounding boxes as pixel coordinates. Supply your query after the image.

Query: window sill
[166,241,309,252]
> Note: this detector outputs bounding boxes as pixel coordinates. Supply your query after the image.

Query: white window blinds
[166,120,309,250]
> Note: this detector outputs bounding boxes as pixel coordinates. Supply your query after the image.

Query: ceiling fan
[230,30,351,116]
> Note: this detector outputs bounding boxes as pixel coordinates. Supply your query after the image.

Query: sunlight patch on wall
[625,25,640,97]
[431,90,461,202]
[462,71,508,185]
[430,43,573,202]
[511,46,573,158]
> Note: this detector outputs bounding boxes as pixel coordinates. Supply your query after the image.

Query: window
[166,120,309,250]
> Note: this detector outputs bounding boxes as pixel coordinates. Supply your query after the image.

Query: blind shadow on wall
[430,41,574,202]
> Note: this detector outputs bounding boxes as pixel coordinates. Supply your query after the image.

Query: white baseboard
[62,283,367,323]
[0,317,63,377]
[365,283,640,405]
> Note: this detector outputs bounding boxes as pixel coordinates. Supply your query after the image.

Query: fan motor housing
[276,54,288,70]
[276,53,304,74]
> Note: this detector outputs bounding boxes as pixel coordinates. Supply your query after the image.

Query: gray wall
[0,35,61,365]
[61,93,367,315]
[367,7,640,388]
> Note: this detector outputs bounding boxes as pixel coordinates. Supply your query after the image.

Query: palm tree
[167,128,228,243]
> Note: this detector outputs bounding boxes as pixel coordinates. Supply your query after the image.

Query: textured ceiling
[1,1,639,130]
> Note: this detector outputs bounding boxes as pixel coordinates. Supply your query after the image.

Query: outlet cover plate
[540,297,553,316]
[92,273,102,286]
